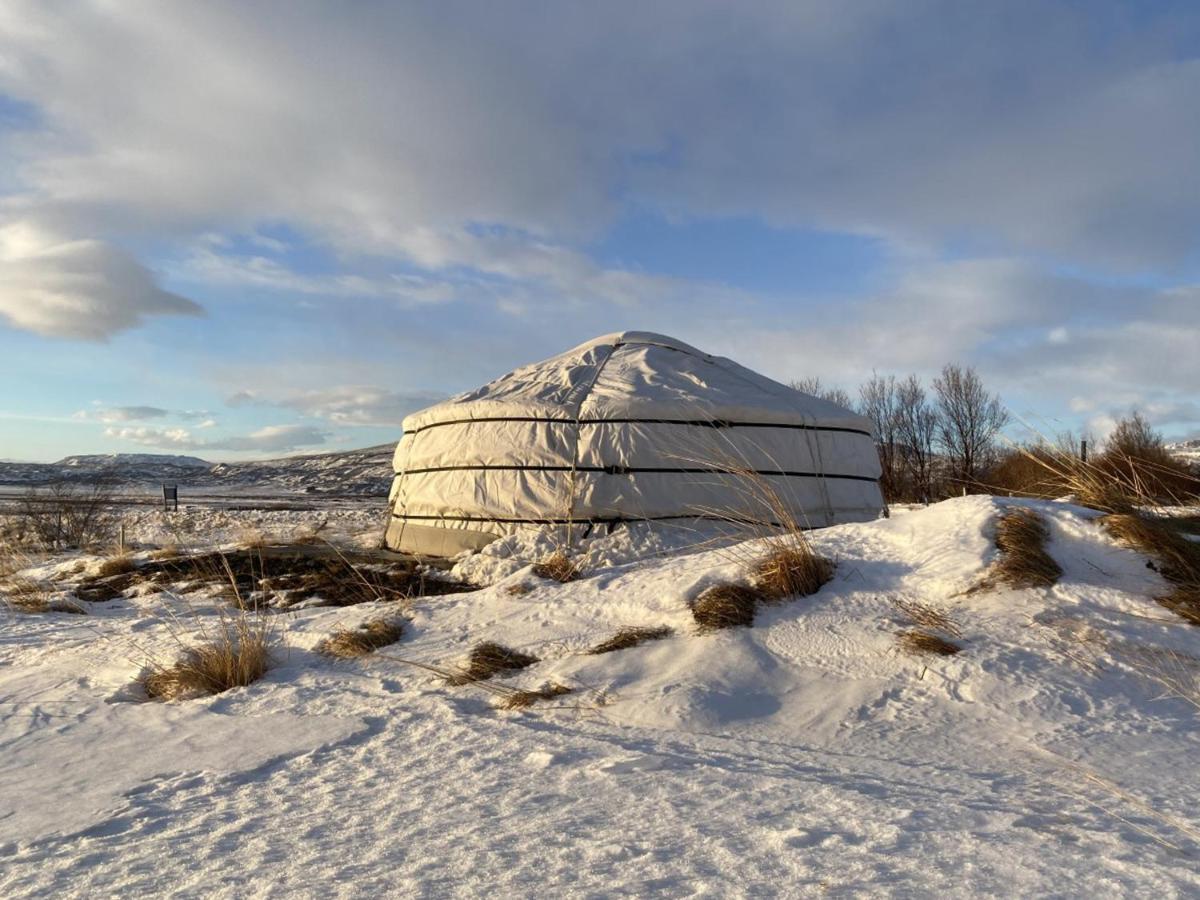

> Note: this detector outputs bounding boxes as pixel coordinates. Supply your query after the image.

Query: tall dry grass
[999,442,1198,513]
[140,607,277,701]
[1103,513,1200,625]
[677,450,838,602]
[1004,444,1200,625]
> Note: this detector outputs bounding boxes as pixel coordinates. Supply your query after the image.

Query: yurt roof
[402,331,873,436]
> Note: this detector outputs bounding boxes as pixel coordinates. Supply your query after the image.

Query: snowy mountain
[57,453,211,470]
[0,445,394,495]
[1167,439,1200,465]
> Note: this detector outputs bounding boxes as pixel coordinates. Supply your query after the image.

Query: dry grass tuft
[150,544,181,561]
[588,625,674,654]
[3,577,87,615]
[237,528,268,550]
[897,629,963,656]
[505,581,533,597]
[1103,513,1200,625]
[531,551,580,583]
[140,612,275,701]
[1157,585,1200,626]
[96,553,137,577]
[447,641,540,684]
[317,618,405,659]
[894,599,963,638]
[990,508,1063,589]
[692,584,761,631]
[498,683,573,710]
[1103,514,1200,583]
[751,540,834,601]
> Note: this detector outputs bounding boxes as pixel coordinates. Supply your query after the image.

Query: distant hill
[0,445,394,496]
[57,453,211,469]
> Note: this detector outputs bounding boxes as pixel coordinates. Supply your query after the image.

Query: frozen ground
[2,496,1199,897]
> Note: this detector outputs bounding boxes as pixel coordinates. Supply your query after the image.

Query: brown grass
[1158,586,1200,625]
[447,641,540,684]
[1103,513,1200,625]
[1103,514,1200,583]
[96,553,137,577]
[140,612,275,701]
[317,618,405,658]
[588,625,674,654]
[751,540,834,601]
[897,629,963,656]
[988,508,1063,589]
[237,528,268,550]
[531,551,580,583]
[3,577,87,615]
[498,683,573,710]
[505,582,533,596]
[692,584,761,631]
[894,599,963,638]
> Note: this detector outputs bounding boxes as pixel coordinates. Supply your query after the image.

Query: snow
[2,496,1199,895]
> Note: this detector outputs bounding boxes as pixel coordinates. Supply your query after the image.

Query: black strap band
[392,463,878,483]
[390,511,794,528]
[401,416,872,439]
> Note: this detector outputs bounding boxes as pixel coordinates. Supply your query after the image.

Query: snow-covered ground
[2,496,1199,896]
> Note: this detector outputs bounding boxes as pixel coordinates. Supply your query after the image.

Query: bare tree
[789,376,853,410]
[858,372,901,501]
[1105,411,1165,459]
[894,374,939,503]
[932,364,1009,487]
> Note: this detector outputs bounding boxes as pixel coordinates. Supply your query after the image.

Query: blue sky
[1,1,1199,461]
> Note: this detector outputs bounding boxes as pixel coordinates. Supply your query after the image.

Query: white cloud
[74,403,214,424]
[227,385,442,426]
[74,405,169,423]
[671,258,1200,437]
[105,423,328,454]
[0,223,202,339]
[179,246,458,306]
[2,1,1197,282]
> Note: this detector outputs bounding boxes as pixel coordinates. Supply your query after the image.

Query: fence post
[1080,439,1088,463]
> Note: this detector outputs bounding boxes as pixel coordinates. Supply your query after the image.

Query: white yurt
[385,331,883,556]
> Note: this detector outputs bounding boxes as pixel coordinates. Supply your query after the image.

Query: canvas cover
[386,332,884,555]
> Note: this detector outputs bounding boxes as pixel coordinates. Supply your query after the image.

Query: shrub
[986,446,1068,499]
[15,474,120,550]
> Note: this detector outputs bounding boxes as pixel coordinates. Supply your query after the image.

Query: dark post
[1080,439,1088,463]
[163,484,178,511]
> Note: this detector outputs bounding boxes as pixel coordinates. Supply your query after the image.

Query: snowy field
[2,496,1200,897]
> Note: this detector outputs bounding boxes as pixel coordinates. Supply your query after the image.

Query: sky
[1,1,1199,462]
